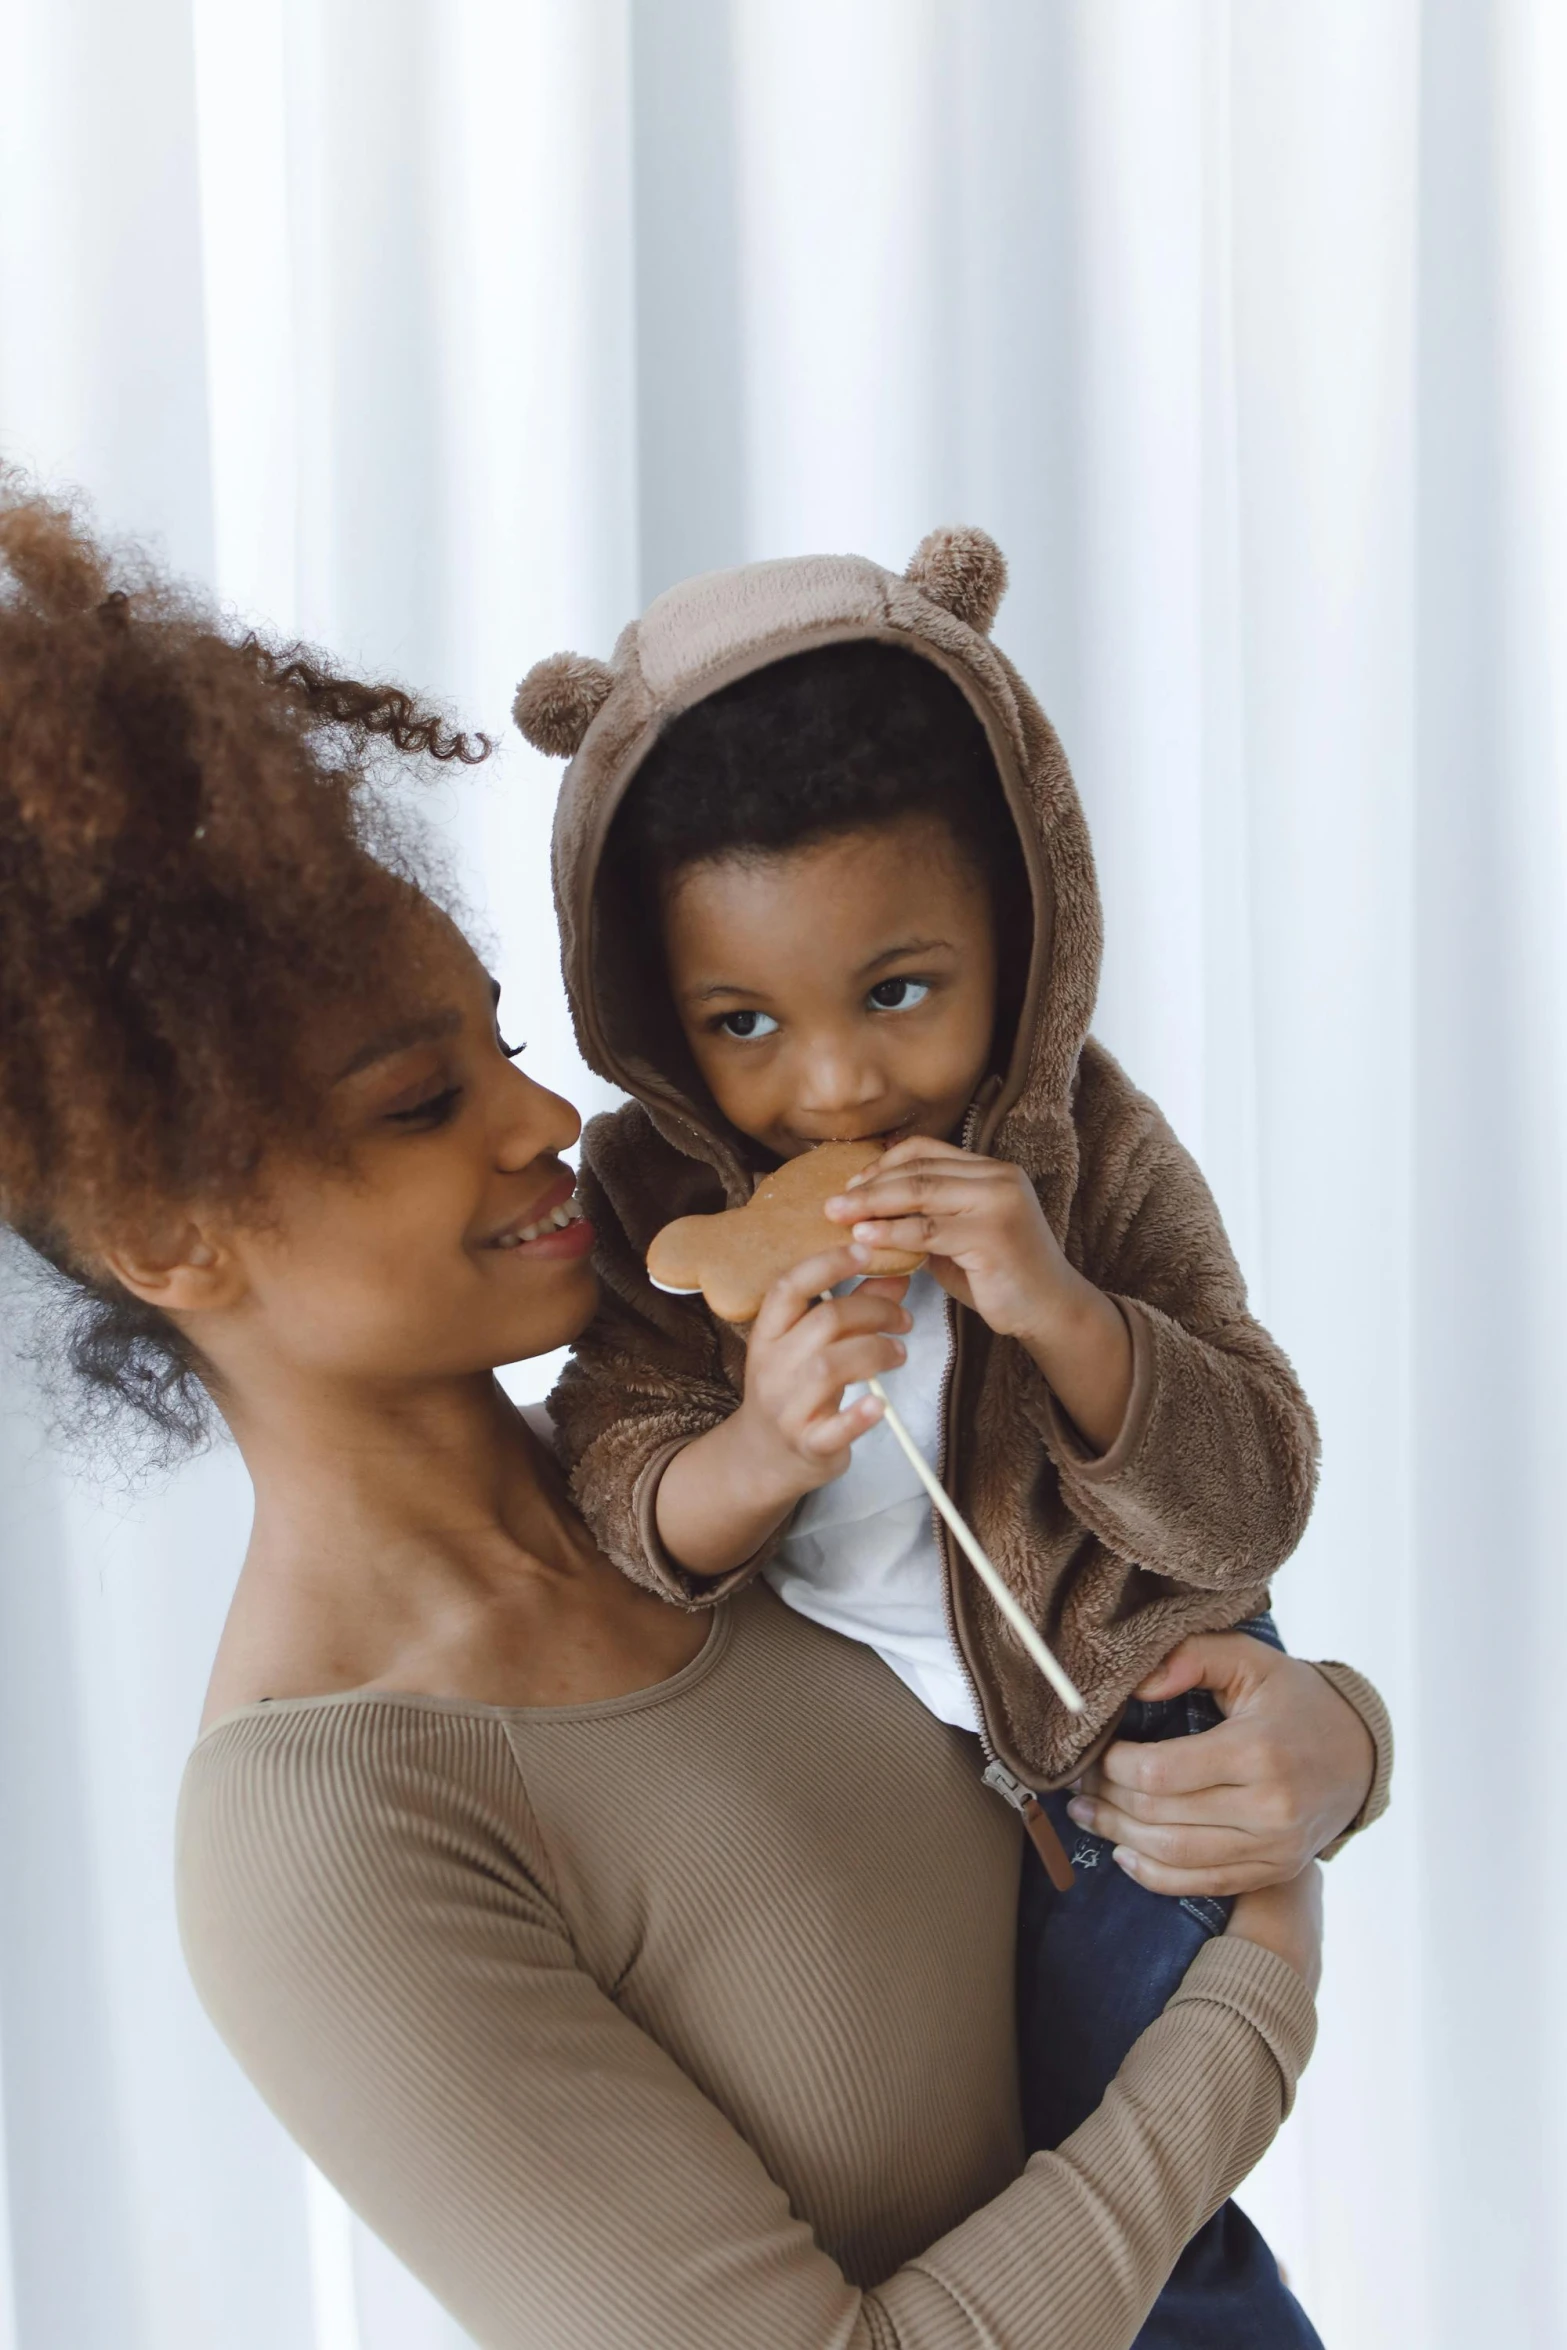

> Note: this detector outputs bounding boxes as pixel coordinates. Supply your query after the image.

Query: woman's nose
[496,1066,581,1169]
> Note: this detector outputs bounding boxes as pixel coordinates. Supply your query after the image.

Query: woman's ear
[98,1222,247,1315]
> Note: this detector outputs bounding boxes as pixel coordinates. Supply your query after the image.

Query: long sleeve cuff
[631,1436,788,1609]
[1309,1661,1395,1857]
[1166,1934,1318,2116]
[1027,1295,1154,1482]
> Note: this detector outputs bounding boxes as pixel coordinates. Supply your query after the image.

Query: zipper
[982,1759,1076,1892]
[931,1095,1075,1891]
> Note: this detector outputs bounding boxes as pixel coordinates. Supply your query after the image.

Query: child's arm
[827,1040,1318,1588]
[551,1109,908,1598]
[549,1110,760,1601]
[653,1248,911,1578]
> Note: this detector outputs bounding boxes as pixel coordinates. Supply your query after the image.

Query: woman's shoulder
[173,1694,608,2227]
[178,1693,566,1982]
[177,1584,753,1941]
[182,1682,547,1810]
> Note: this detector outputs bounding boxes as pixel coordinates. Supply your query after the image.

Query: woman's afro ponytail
[0,475,488,1445]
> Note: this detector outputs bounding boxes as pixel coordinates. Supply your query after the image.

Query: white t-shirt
[764,1268,981,1732]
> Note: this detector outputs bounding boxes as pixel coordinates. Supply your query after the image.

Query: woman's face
[199,919,595,1394]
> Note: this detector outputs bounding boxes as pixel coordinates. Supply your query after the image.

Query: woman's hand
[1065,1633,1377,1896]
[1228,1865,1324,1996]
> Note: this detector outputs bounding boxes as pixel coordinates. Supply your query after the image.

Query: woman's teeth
[494,1196,584,1248]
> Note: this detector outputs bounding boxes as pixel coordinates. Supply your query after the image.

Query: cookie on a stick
[646,1134,1087,1733]
[647,1139,925,1323]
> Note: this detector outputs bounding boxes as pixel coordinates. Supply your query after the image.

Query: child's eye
[867,978,931,1013]
[387,1085,463,1130]
[717,1009,780,1040]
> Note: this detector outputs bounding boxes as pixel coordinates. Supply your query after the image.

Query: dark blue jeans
[1016,1615,1322,2348]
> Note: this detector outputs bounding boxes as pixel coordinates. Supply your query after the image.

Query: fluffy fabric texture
[512,651,615,758]
[904,523,1009,633]
[537,536,1325,1786]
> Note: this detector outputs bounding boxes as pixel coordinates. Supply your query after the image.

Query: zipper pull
[982,1759,1075,1892]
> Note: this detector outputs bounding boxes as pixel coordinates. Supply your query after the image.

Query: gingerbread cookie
[647,1139,926,1323]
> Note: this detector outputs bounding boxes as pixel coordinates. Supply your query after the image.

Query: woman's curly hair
[0,476,490,1451]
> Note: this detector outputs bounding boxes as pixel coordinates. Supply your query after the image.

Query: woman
[0,487,1386,2349]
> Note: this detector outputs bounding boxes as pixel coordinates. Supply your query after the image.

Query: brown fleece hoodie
[520,529,1322,1791]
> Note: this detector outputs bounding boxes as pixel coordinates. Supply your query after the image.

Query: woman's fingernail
[1066,1798,1090,1828]
[1112,1846,1138,1877]
[852,1221,879,1240]
[847,1243,869,1264]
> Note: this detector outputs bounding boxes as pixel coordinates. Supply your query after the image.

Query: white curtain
[1,5,1562,2346]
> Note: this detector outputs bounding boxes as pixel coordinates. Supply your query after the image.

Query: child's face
[660,815,999,1161]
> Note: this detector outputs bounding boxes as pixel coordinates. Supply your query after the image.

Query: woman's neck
[201,1359,710,1732]
[237,1368,573,1579]
[202,1369,594,1724]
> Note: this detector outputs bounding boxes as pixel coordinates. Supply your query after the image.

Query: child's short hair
[614,640,1016,896]
[599,641,1034,1111]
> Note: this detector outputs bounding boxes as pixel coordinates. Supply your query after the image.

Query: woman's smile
[485,1194,594,1260]
[481,1165,593,1255]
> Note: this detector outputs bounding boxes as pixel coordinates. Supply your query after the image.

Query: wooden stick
[866,1375,1086,1715]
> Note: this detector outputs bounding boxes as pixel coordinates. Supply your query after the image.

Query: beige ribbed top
[177,1583,1317,2350]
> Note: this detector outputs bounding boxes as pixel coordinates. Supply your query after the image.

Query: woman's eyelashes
[716,1008,780,1040]
[382,1024,522,1130]
[386,1084,464,1131]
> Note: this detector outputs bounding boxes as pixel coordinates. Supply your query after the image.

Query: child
[518,529,1324,2347]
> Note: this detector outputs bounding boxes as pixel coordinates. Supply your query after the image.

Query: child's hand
[653,1243,910,1581]
[825,1136,1134,1454]
[824,1135,1068,1342]
[731,1244,912,1501]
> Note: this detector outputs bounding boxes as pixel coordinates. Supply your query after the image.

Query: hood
[515,527,1105,1229]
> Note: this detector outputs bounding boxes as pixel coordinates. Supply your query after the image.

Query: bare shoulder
[200,1529,711,1735]
[197,1556,367,1732]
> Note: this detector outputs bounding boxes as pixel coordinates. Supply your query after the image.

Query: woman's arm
[179,1711,1318,2350]
[1066,1634,1392,1895]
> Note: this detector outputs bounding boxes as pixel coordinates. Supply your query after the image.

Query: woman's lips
[499,1210,595,1263]
[483,1171,592,1257]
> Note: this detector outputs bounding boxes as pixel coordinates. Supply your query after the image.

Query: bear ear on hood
[512,652,615,758]
[904,526,1007,636]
